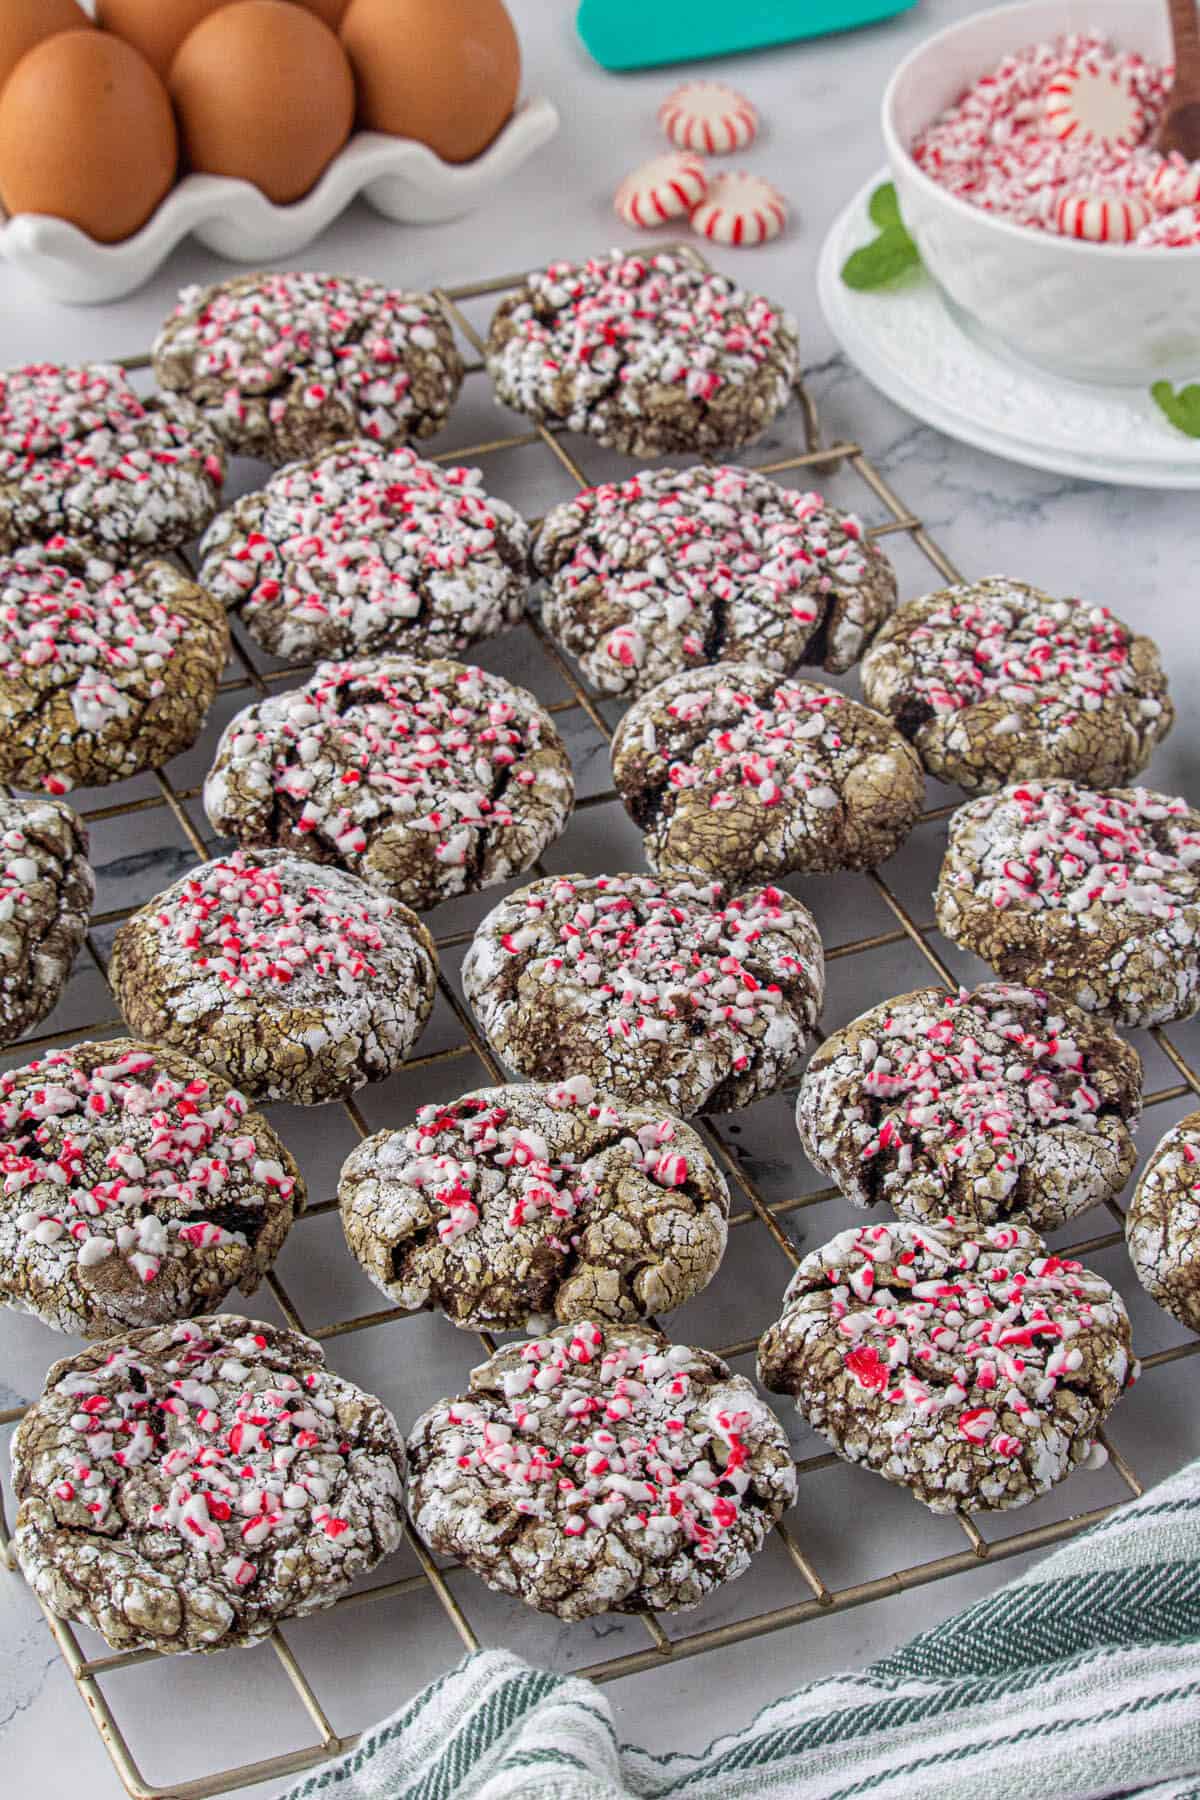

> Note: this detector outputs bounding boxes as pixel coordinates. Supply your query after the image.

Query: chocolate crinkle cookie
[196,442,531,665]
[339,1075,729,1331]
[533,465,898,699]
[0,538,229,794]
[407,1320,796,1619]
[109,850,438,1107]
[0,1040,304,1337]
[0,794,93,1050]
[860,578,1173,793]
[936,781,1200,1028]
[610,664,924,885]
[203,654,574,912]
[486,251,801,458]
[152,272,464,464]
[796,982,1141,1233]
[463,873,824,1115]
[1126,1110,1200,1333]
[758,1217,1134,1514]
[0,362,225,557]
[12,1314,406,1653]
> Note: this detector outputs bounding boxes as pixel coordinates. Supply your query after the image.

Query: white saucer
[817,172,1200,491]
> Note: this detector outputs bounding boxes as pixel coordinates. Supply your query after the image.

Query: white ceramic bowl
[882,0,1200,385]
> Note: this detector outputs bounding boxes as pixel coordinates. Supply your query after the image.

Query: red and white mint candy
[1145,160,1200,209]
[1043,63,1145,152]
[614,153,708,229]
[659,80,758,154]
[691,172,787,247]
[1055,191,1151,242]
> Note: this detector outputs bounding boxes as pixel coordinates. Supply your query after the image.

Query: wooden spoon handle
[1167,0,1200,86]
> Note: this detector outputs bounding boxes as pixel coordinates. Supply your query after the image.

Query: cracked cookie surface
[610,663,923,884]
[463,873,824,1115]
[1127,1110,1200,1333]
[203,654,574,911]
[152,272,463,464]
[0,793,93,1050]
[407,1319,796,1618]
[0,363,225,557]
[534,465,897,699]
[758,1216,1134,1513]
[12,1313,406,1653]
[860,579,1173,793]
[339,1075,729,1331]
[796,982,1141,1233]
[0,1040,304,1337]
[0,539,229,794]
[936,781,1200,1028]
[486,251,801,459]
[196,442,531,665]
[110,850,438,1107]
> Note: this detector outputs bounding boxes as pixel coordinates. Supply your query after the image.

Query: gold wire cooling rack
[1,243,1198,1800]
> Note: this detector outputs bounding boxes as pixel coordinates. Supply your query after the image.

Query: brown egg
[0,30,177,241]
[169,0,354,204]
[0,0,93,94]
[340,0,520,163]
[289,0,350,25]
[95,0,231,80]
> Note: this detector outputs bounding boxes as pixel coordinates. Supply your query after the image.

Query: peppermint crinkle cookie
[339,1075,728,1330]
[0,1040,304,1337]
[611,664,924,885]
[534,465,898,699]
[196,442,531,665]
[0,794,93,1050]
[463,873,824,1115]
[758,1217,1134,1513]
[203,655,574,911]
[153,272,464,463]
[1126,1111,1200,1333]
[0,363,225,557]
[109,850,438,1107]
[486,251,801,458]
[796,982,1141,1232]
[12,1314,406,1653]
[937,781,1200,1028]
[407,1320,796,1619]
[860,578,1173,793]
[0,539,229,794]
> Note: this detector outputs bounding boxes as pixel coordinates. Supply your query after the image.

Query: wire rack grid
[0,242,1198,1800]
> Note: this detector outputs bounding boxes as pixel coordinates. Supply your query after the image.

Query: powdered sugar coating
[408,1320,795,1618]
[152,272,464,464]
[937,781,1200,1028]
[0,1040,304,1337]
[796,982,1141,1232]
[0,364,225,556]
[196,442,530,665]
[758,1216,1134,1513]
[611,663,923,885]
[110,851,438,1107]
[0,539,229,793]
[1127,1111,1200,1333]
[339,1077,729,1330]
[203,654,574,912]
[860,578,1172,794]
[12,1314,405,1653]
[534,466,897,700]
[485,251,801,459]
[0,794,93,1050]
[463,873,824,1115]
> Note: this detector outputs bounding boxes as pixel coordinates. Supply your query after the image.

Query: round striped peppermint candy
[613,153,708,229]
[690,172,786,247]
[1146,161,1200,209]
[1054,191,1151,243]
[658,80,758,154]
[1043,64,1144,152]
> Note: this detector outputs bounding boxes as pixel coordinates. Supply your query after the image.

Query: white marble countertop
[2,3,1200,1795]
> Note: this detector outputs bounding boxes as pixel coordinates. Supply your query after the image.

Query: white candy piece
[1054,191,1152,243]
[1146,161,1200,208]
[613,153,708,229]
[691,172,787,247]
[658,81,758,154]
[1043,64,1145,152]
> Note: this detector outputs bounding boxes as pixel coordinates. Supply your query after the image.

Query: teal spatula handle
[577,0,918,71]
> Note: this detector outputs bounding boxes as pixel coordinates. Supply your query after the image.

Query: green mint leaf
[841,225,920,291]
[868,182,902,230]
[1151,379,1200,439]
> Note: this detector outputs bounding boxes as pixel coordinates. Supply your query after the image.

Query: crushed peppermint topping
[655,678,849,807]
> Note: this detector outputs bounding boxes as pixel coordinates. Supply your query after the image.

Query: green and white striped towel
[284,1457,1200,1800]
